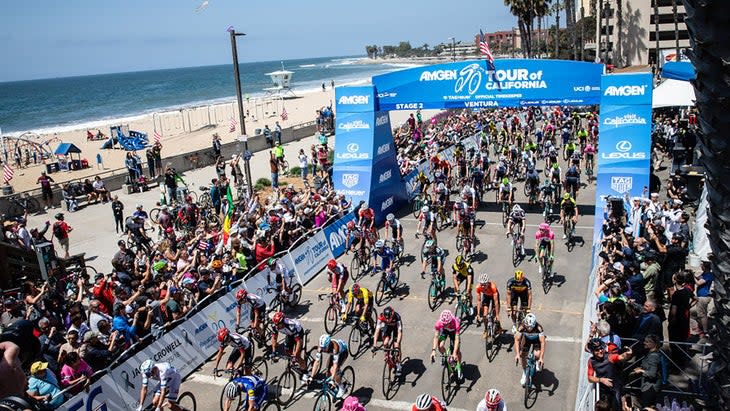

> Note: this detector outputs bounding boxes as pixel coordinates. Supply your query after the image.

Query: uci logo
[616,141,632,152]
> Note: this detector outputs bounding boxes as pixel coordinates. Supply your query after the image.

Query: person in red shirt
[52,213,72,258]
[586,338,632,409]
[92,273,115,315]
[255,235,275,269]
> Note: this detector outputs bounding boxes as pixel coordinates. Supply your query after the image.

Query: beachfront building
[475,28,554,58]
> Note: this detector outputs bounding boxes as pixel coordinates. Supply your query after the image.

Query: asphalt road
[184,164,596,411]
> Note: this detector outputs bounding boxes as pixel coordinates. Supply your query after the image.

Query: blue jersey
[374,247,396,268]
[232,375,267,409]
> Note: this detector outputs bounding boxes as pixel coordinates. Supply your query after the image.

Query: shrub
[254,177,271,191]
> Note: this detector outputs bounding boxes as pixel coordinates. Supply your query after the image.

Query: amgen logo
[377,143,390,155]
[328,224,349,252]
[379,170,392,183]
[419,69,458,81]
[381,196,394,211]
[603,85,647,96]
[338,95,369,105]
[375,115,389,127]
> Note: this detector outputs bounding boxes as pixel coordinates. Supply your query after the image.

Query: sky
[0,0,519,82]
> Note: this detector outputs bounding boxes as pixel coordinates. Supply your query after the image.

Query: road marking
[188,373,228,387]
[400,217,593,230]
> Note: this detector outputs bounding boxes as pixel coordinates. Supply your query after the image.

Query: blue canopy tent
[54,143,82,155]
[661,61,696,81]
[653,62,696,108]
[52,143,86,172]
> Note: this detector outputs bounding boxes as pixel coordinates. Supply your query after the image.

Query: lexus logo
[615,140,632,152]
[347,143,359,153]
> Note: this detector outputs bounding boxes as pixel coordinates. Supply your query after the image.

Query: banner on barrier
[323,212,356,257]
[290,230,334,284]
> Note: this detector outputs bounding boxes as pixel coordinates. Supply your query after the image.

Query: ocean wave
[298,64,317,68]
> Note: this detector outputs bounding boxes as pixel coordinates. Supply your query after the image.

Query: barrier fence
[58,210,355,411]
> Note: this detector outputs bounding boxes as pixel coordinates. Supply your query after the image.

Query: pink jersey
[434,317,461,334]
[583,145,596,155]
[535,229,555,242]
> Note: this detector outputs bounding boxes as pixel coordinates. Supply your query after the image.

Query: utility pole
[448,37,456,61]
[654,0,660,66]
[580,6,585,61]
[228,27,253,195]
[672,0,680,62]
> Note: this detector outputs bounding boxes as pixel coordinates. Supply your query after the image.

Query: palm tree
[535,0,551,58]
[552,1,562,58]
[616,0,623,67]
[672,0,680,60]
[504,0,531,57]
[682,0,730,406]
[564,0,575,59]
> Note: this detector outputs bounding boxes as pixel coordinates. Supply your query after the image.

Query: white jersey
[142,362,180,390]
[476,398,507,411]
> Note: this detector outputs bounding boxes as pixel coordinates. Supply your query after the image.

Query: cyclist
[577,126,589,148]
[493,157,508,188]
[371,306,403,376]
[342,396,367,411]
[471,162,485,200]
[433,181,450,214]
[457,203,476,256]
[235,289,267,343]
[583,142,596,175]
[535,223,555,274]
[506,204,526,251]
[539,179,556,216]
[497,177,514,206]
[475,274,501,339]
[461,184,477,210]
[416,205,437,240]
[506,270,533,333]
[431,309,463,381]
[311,334,349,398]
[137,360,182,411]
[221,374,268,411]
[564,140,577,160]
[421,239,445,284]
[270,311,309,382]
[384,213,403,254]
[372,240,397,285]
[451,255,474,314]
[560,193,579,239]
[357,202,376,237]
[514,313,546,387]
[411,393,447,411]
[266,257,291,296]
[213,327,255,377]
[477,389,507,411]
[342,283,375,331]
[564,162,580,200]
[327,259,349,310]
[549,162,562,187]
[416,171,431,196]
[525,166,540,200]
[345,221,367,257]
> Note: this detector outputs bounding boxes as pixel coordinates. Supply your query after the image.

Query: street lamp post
[228,27,253,196]
[448,37,456,61]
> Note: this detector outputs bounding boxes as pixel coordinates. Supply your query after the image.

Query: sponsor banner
[322,212,356,257]
[246,267,287,307]
[333,166,372,208]
[335,85,376,113]
[597,105,652,169]
[334,112,376,166]
[593,168,649,241]
[61,374,135,411]
[600,73,653,106]
[290,230,334,284]
[404,169,420,199]
[373,59,604,110]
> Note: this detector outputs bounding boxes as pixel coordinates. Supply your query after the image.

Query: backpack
[53,222,64,239]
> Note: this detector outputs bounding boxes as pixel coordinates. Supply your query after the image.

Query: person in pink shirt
[430,310,463,381]
[60,351,93,394]
[534,222,555,263]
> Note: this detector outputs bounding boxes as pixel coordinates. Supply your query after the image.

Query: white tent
[652,79,696,108]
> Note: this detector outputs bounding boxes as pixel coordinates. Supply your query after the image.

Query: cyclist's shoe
[336,383,347,398]
[538,266,543,275]
[301,374,310,384]
[395,363,403,376]
[562,234,567,239]
[520,372,527,387]
[482,330,488,340]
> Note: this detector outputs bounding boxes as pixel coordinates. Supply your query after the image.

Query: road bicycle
[372,346,402,399]
[215,363,270,410]
[538,246,555,294]
[509,224,525,267]
[455,226,474,258]
[541,196,554,220]
[347,309,377,358]
[434,203,451,231]
[141,389,196,411]
[349,245,371,281]
[521,345,539,407]
[563,217,576,252]
[434,345,461,404]
[584,156,594,181]
[237,326,272,357]
[374,266,400,306]
[452,290,473,324]
[415,231,435,263]
[311,366,356,411]
[478,305,500,362]
[500,199,512,227]
[273,332,318,406]
[386,238,404,262]
[411,190,430,218]
[256,278,302,314]
[425,267,446,311]
[277,157,290,175]
[197,186,212,209]
[320,293,344,335]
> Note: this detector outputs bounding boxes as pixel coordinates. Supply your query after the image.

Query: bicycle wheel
[382,358,396,399]
[312,392,331,411]
[391,267,400,291]
[287,284,302,308]
[348,325,363,357]
[349,255,362,281]
[277,369,296,405]
[512,242,520,267]
[177,391,197,411]
[150,208,161,224]
[252,357,269,381]
[542,265,552,295]
[268,297,283,316]
[412,197,422,218]
[282,160,290,174]
[501,208,508,227]
[262,400,281,411]
[375,277,386,306]
[340,365,356,397]
[428,282,438,311]
[199,192,212,208]
[440,364,453,405]
[455,235,464,252]
[324,306,338,334]
[523,364,536,408]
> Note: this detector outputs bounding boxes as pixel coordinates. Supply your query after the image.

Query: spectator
[631,334,663,407]
[632,299,664,347]
[215,156,226,180]
[146,149,156,178]
[124,152,138,184]
[690,260,714,339]
[57,329,81,365]
[668,272,692,366]
[30,221,52,246]
[37,318,63,372]
[93,176,110,202]
[263,125,273,148]
[26,361,64,409]
[164,165,179,205]
[88,299,112,333]
[80,331,116,371]
[229,155,242,186]
[269,151,279,189]
[59,352,92,395]
[16,219,32,250]
[212,133,222,158]
[82,179,98,204]
[37,171,55,210]
[274,121,282,144]
[298,148,309,184]
[52,213,72,259]
[152,142,163,176]
[641,252,661,302]
[111,196,124,234]
[61,183,78,212]
[111,302,140,346]
[586,338,632,410]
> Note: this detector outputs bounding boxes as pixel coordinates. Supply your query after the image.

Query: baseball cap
[30,361,48,374]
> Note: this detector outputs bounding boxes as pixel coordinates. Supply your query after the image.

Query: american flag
[281,107,288,121]
[153,130,162,143]
[2,163,13,184]
[479,29,495,67]
[229,117,237,133]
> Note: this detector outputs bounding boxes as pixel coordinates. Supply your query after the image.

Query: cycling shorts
[249,305,267,322]
[438,329,457,346]
[381,324,399,341]
[227,345,254,368]
[331,270,349,289]
[284,333,303,353]
[479,292,498,309]
[509,291,529,308]
[522,338,542,353]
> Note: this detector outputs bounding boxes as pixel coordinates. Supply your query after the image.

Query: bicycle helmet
[552,162,559,169]
[272,311,285,325]
[140,359,154,375]
[361,203,368,210]
[342,396,365,411]
[224,381,239,399]
[386,213,394,222]
[267,258,277,268]
[217,327,230,343]
[485,389,502,408]
[319,334,332,348]
[454,255,464,266]
[211,260,223,269]
[514,270,524,281]
[538,222,550,231]
[236,289,248,301]
[351,283,361,295]
[563,192,571,200]
[439,310,454,325]
[524,313,537,328]
[512,204,523,212]
[347,221,355,230]
[502,177,509,185]
[327,259,338,270]
[479,273,490,284]
[375,239,385,249]
[383,306,394,320]
[421,205,429,213]
[424,239,435,248]
[586,337,606,352]
[414,393,433,410]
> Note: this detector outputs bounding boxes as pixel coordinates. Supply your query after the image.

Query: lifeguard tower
[264,63,297,98]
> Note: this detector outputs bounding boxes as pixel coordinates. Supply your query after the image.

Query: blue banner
[334,112,376,167]
[599,73,653,106]
[323,212,356,257]
[333,165,372,209]
[372,59,604,110]
[335,86,377,113]
[598,104,652,169]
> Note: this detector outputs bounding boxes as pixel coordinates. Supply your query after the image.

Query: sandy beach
[4,89,337,191]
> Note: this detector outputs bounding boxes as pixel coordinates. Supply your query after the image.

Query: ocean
[0,56,415,135]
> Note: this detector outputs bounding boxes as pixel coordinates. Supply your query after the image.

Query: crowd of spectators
[584,111,711,410]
